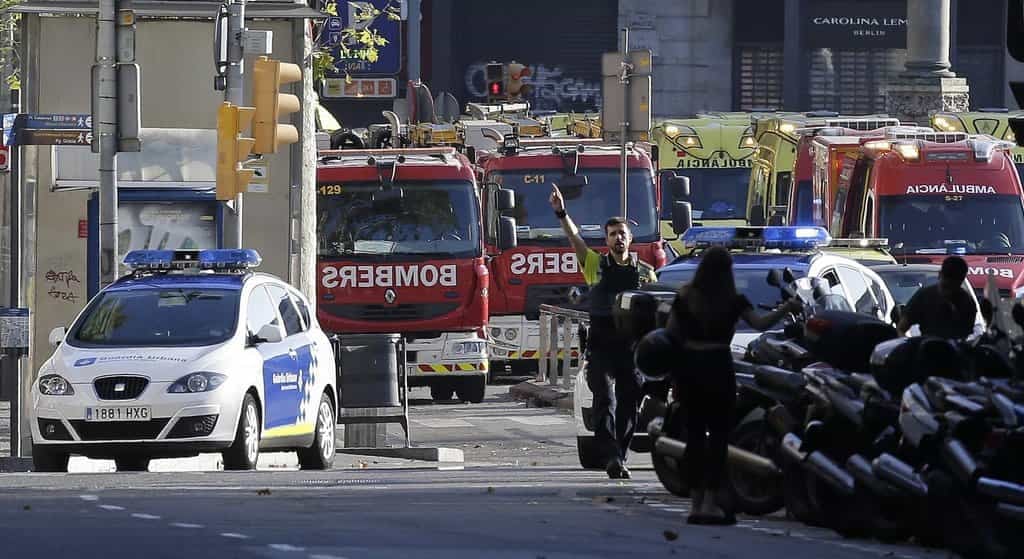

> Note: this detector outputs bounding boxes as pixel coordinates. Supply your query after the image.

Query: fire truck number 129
[319,184,344,196]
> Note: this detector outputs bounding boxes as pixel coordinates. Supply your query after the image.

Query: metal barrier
[537,304,589,388]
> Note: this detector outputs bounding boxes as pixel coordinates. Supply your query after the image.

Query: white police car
[31,249,337,472]
[573,226,898,468]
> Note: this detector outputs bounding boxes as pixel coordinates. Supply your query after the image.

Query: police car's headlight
[168,372,227,394]
[39,374,74,396]
[452,341,486,355]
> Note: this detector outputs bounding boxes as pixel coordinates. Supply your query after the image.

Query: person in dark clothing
[896,256,977,339]
[550,184,656,479]
[667,247,800,524]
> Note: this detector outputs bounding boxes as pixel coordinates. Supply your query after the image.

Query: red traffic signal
[489,81,503,96]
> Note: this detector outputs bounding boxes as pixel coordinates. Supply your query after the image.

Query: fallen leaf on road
[257,489,271,496]
[662,530,678,541]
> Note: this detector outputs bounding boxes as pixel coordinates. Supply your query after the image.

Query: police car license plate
[85,406,151,422]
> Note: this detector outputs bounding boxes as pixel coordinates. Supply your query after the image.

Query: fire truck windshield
[492,168,658,242]
[879,195,1024,255]
[660,168,750,221]
[317,180,480,258]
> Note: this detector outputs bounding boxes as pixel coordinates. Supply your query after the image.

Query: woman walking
[668,246,800,525]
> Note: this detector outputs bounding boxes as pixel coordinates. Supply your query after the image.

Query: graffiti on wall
[463,62,602,113]
[44,267,81,304]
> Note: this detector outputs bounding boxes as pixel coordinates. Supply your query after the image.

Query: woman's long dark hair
[681,246,739,334]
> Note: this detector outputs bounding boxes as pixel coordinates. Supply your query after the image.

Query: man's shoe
[606,459,626,479]
[619,464,631,479]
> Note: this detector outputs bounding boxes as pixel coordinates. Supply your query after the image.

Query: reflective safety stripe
[509,350,580,360]
[415,363,489,373]
[262,422,315,438]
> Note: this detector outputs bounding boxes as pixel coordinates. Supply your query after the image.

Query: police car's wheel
[298,393,336,470]
[223,393,260,470]
[31,443,69,473]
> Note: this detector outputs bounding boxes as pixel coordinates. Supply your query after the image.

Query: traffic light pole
[619,27,629,221]
[223,0,246,249]
[97,0,119,287]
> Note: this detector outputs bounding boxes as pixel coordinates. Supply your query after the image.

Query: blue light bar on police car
[681,226,831,251]
[123,249,262,270]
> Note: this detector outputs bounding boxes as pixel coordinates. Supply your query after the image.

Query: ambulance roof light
[681,226,831,251]
[825,118,901,131]
[966,137,1014,162]
[123,249,262,271]
[894,142,920,161]
[978,107,1010,113]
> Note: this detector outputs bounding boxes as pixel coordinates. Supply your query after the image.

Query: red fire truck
[316,145,517,402]
[475,133,673,372]
[832,135,1024,297]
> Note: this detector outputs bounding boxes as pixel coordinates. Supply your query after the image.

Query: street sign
[0,145,8,171]
[0,307,29,351]
[322,77,397,99]
[601,49,653,143]
[246,160,269,193]
[20,113,92,130]
[13,129,93,146]
[321,0,402,77]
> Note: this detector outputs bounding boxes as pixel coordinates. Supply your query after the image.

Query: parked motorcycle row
[613,271,1024,558]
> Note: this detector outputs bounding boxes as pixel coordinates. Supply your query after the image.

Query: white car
[31,249,337,473]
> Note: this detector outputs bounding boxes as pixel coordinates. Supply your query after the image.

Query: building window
[807,48,907,114]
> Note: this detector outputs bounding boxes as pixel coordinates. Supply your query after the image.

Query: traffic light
[216,102,255,201]
[485,62,505,102]
[252,56,301,154]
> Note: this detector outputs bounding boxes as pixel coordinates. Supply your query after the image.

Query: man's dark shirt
[904,284,977,339]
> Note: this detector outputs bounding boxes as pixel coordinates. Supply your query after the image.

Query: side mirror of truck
[495,188,516,212]
[766,269,782,288]
[659,171,689,200]
[671,201,693,235]
[749,205,766,226]
[558,174,589,189]
[498,216,518,251]
[48,326,66,348]
[782,267,796,284]
[768,206,787,226]
[372,187,405,209]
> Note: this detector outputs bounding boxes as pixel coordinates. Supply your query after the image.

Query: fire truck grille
[524,284,585,320]
[324,303,458,322]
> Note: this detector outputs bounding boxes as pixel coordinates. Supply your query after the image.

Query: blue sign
[321,0,402,77]
[22,113,92,130]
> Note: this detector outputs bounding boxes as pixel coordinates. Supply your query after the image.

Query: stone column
[884,0,969,124]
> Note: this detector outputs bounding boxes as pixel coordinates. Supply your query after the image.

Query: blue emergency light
[681,226,831,251]
[123,249,262,271]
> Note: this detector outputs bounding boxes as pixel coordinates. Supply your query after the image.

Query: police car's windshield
[660,168,751,221]
[317,181,481,258]
[69,288,240,347]
[491,169,658,242]
[879,195,1024,255]
[656,267,800,331]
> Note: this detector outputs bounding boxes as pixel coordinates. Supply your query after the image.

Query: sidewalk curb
[509,381,574,413]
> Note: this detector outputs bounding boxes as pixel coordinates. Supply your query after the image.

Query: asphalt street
[0,382,948,558]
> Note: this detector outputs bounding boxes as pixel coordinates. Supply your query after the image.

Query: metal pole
[620,27,629,220]
[97,0,119,286]
[547,316,559,386]
[407,0,421,83]
[223,0,245,248]
[7,87,21,458]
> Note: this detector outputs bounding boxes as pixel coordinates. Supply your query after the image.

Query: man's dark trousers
[586,343,643,463]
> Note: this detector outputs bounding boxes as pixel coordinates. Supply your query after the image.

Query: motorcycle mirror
[890,304,905,325]
[1013,302,1024,328]
[766,269,782,287]
[782,267,796,284]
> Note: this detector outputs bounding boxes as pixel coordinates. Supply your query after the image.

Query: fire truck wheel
[456,376,486,404]
[430,382,455,402]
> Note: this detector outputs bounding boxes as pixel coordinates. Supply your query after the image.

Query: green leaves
[311,0,399,83]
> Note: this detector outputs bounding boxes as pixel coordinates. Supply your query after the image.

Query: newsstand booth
[52,128,224,299]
